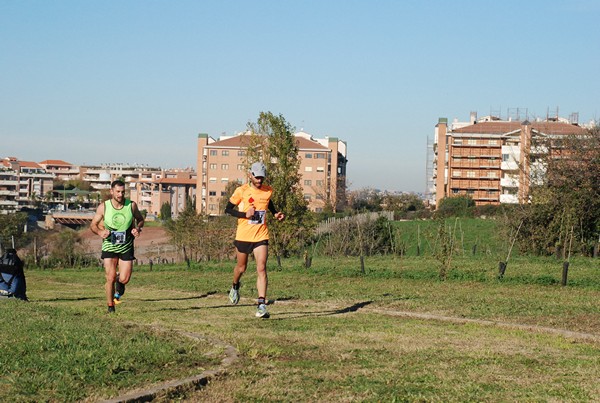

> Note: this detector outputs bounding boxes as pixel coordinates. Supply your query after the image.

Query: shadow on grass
[34,296,97,302]
[140,291,218,302]
[271,300,374,321]
[158,303,256,312]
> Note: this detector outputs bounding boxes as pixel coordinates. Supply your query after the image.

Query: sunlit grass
[5,252,600,401]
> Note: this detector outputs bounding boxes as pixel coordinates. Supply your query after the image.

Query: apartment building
[431,113,588,207]
[79,163,162,190]
[38,160,80,181]
[0,157,54,213]
[196,131,348,215]
[129,169,197,218]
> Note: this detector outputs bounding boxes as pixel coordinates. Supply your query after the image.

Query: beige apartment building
[38,160,80,182]
[431,113,588,207]
[129,169,196,219]
[0,157,54,213]
[196,131,348,215]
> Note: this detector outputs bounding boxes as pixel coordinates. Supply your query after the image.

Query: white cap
[250,162,266,177]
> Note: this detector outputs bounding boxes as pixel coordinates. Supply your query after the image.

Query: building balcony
[0,200,19,206]
[500,194,519,204]
[500,177,519,187]
[501,161,519,170]
[451,162,501,169]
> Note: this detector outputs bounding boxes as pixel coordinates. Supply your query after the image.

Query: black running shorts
[101,248,136,261]
[234,240,269,254]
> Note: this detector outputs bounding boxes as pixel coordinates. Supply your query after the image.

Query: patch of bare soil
[81,226,177,262]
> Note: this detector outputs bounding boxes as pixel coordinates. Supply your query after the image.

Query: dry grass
[21,256,600,401]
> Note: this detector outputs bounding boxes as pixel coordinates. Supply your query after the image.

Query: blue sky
[1,0,599,192]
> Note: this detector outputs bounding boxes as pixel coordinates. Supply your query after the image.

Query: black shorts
[234,240,268,255]
[101,248,136,261]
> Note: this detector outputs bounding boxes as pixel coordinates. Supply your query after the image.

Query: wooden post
[360,255,365,274]
[498,261,507,279]
[561,261,569,286]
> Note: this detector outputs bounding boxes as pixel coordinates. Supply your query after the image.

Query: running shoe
[107,305,116,313]
[229,286,240,305]
[255,303,269,318]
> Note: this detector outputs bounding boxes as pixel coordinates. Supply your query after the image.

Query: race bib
[110,231,127,245]
[249,210,266,225]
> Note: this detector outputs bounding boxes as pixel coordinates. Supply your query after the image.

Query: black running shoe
[107,305,116,313]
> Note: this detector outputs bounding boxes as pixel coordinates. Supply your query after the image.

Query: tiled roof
[209,134,329,151]
[39,159,73,166]
[452,121,587,135]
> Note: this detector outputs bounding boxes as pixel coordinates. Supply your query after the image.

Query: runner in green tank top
[90,180,144,313]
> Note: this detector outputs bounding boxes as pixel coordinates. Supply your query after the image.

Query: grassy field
[2,250,599,402]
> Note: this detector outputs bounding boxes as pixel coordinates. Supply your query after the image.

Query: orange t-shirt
[229,183,274,242]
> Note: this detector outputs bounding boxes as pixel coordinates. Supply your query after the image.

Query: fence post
[498,261,507,279]
[561,261,569,286]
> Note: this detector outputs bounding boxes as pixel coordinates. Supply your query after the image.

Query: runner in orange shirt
[224,162,284,318]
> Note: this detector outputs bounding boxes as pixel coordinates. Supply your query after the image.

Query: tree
[435,195,475,218]
[347,188,383,212]
[245,112,315,256]
[508,126,600,256]
[0,213,28,250]
[159,202,172,222]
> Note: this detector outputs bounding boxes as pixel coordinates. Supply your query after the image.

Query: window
[305,167,313,172]
[502,154,510,162]
[210,163,217,170]
[209,191,216,196]
[315,153,326,159]
[209,177,217,183]
[316,194,323,200]
[221,191,227,196]
[316,167,324,172]
[453,170,462,177]
[237,164,244,171]
[209,150,217,156]
[221,178,229,183]
[221,164,229,170]
[209,204,216,211]
[454,139,463,145]
[316,180,324,187]
[452,189,459,194]
[487,171,497,178]
[237,150,245,156]
[304,180,312,186]
[489,139,498,145]
[222,150,229,156]
[305,153,313,158]
[303,194,312,200]
[466,189,475,195]
[467,171,476,178]
[467,139,477,145]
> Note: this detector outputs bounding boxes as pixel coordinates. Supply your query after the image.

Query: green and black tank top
[102,199,134,253]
